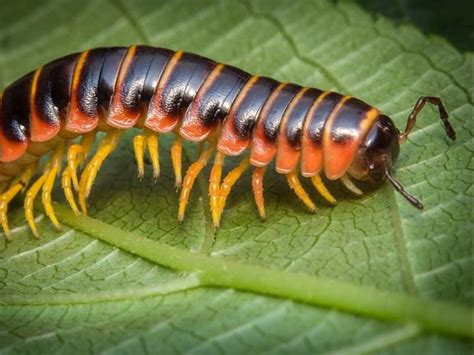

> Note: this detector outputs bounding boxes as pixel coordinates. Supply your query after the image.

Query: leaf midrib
[4,204,470,340]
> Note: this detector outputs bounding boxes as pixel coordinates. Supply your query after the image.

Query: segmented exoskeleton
[0,46,456,239]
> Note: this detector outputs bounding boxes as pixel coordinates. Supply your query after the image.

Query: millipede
[0,45,456,240]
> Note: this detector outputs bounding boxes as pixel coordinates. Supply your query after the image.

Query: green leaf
[0,0,473,353]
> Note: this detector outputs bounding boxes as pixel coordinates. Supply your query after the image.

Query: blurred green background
[356,0,473,51]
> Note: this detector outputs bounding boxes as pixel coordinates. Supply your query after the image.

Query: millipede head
[348,96,456,209]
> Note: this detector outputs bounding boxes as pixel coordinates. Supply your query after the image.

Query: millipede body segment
[0,46,456,239]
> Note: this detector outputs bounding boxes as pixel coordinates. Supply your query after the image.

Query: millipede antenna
[399,96,456,143]
[383,157,423,209]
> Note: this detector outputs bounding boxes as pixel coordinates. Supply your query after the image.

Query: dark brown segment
[196,65,251,127]
[363,114,400,162]
[1,72,34,142]
[158,52,216,118]
[75,48,108,118]
[116,46,155,113]
[323,96,380,180]
[97,47,127,109]
[308,92,344,145]
[47,53,80,113]
[262,83,302,141]
[35,53,80,124]
[141,47,174,104]
[330,97,373,143]
[231,76,279,139]
[285,88,323,148]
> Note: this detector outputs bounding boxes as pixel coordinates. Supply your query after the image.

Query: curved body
[1,46,386,178]
[0,46,456,239]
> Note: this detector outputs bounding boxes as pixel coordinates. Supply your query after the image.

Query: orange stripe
[0,93,28,162]
[107,46,139,128]
[179,63,225,141]
[249,82,286,166]
[145,50,183,133]
[29,67,60,142]
[323,100,379,180]
[217,75,259,156]
[66,50,99,133]
[275,87,309,174]
[300,91,330,177]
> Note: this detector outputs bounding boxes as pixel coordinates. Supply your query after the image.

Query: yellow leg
[12,163,37,193]
[146,131,160,180]
[178,143,215,222]
[62,167,80,215]
[311,175,337,205]
[341,174,363,195]
[41,144,65,231]
[210,151,225,228]
[0,182,9,194]
[24,144,64,238]
[216,157,251,225]
[67,132,96,190]
[252,167,266,220]
[62,133,96,215]
[78,130,122,214]
[286,170,316,212]
[0,164,35,240]
[133,134,146,180]
[25,175,47,238]
[171,134,182,188]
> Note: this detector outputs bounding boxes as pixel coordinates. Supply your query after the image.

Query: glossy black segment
[141,47,174,103]
[330,97,373,143]
[1,72,34,141]
[262,83,301,141]
[98,47,127,109]
[117,46,155,112]
[76,48,108,117]
[159,52,216,117]
[36,53,80,125]
[363,114,399,161]
[45,53,80,114]
[231,77,279,139]
[363,114,400,184]
[308,92,343,145]
[197,65,251,127]
[285,88,323,148]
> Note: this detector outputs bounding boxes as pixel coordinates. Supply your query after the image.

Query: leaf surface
[0,0,473,353]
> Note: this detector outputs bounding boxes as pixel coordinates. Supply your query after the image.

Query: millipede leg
[62,132,96,214]
[0,164,36,240]
[13,163,36,193]
[311,175,337,205]
[216,157,251,225]
[210,151,225,228]
[146,131,160,180]
[62,168,80,215]
[171,134,182,189]
[78,130,122,214]
[286,170,316,212]
[24,144,64,238]
[41,143,65,231]
[25,175,47,238]
[178,143,215,222]
[0,184,23,241]
[341,174,363,196]
[133,135,147,180]
[252,167,266,220]
[67,132,96,190]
